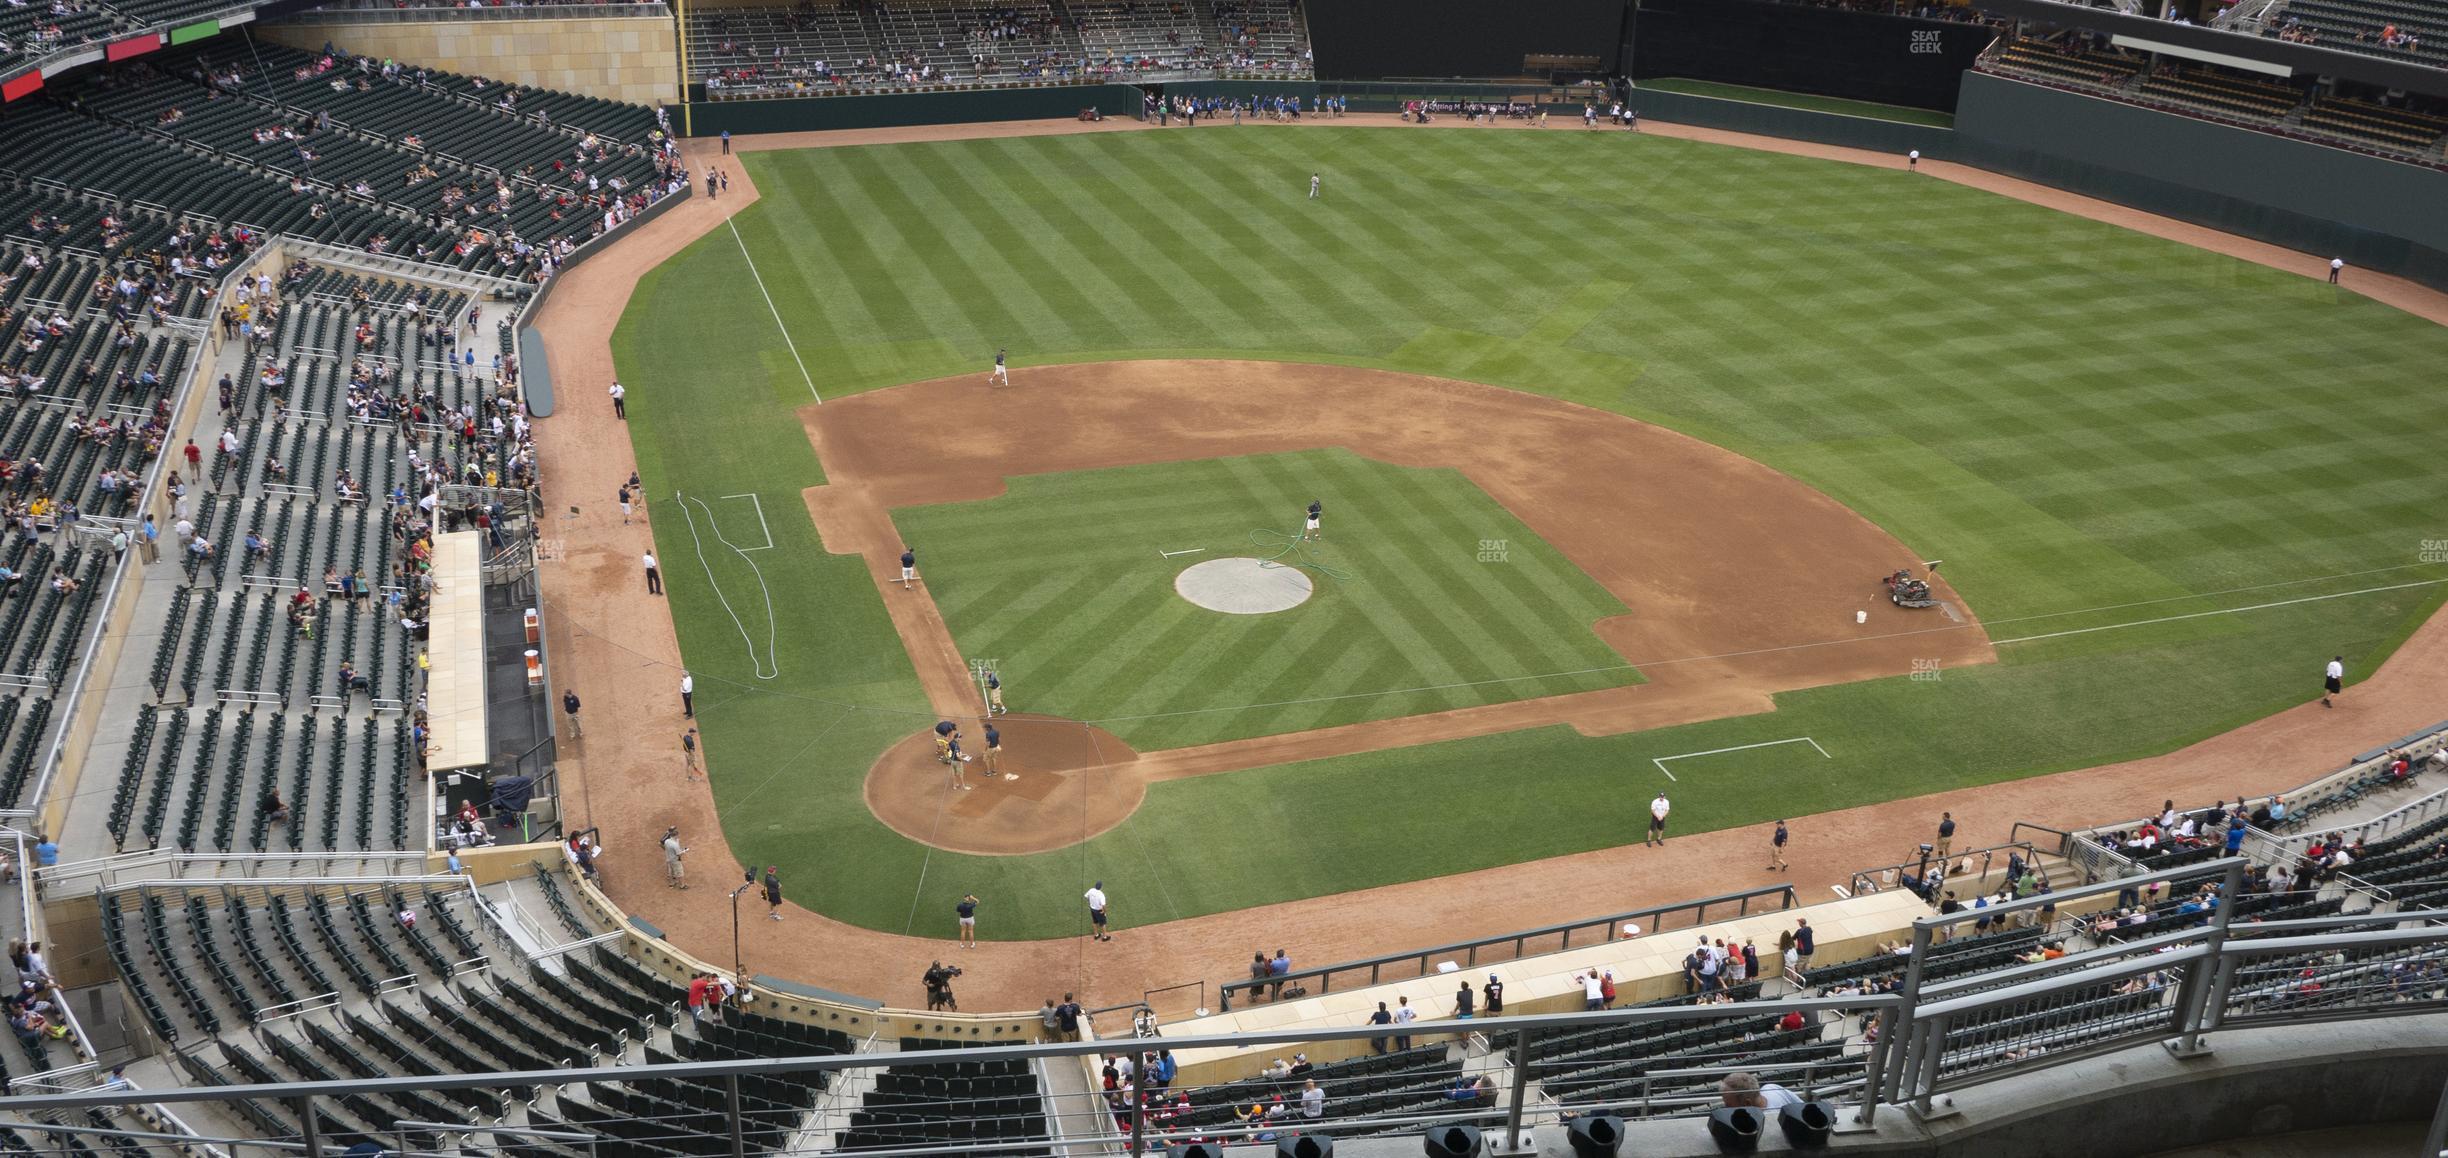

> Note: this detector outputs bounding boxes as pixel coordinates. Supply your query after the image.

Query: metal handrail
[0,908,2442,1152]
[288,2,669,20]
[1849,840,2042,898]
[257,992,343,1023]
[1214,883,1800,1010]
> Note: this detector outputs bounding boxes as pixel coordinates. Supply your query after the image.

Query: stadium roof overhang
[1973,0,2448,99]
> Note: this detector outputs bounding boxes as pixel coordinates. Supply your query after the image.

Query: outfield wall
[1626,0,1993,112]
[1948,72,2448,292]
[1625,87,1953,157]
[673,82,1145,137]
[1304,0,1626,81]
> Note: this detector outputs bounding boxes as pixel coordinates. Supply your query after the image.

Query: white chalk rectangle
[1650,736,1829,781]
[719,493,774,551]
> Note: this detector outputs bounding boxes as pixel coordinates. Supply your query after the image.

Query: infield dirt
[818,359,1994,854]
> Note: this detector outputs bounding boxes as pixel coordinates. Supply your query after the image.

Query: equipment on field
[1882,568,1938,609]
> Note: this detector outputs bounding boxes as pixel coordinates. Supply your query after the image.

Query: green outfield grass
[1633,78,1958,127]
[894,449,1637,751]
[608,126,2448,941]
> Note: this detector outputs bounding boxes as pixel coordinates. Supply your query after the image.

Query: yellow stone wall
[261,15,679,106]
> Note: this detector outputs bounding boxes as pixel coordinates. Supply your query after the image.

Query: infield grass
[608,125,2448,939]
[895,449,1637,751]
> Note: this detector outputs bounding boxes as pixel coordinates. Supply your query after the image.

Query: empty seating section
[2136,65,2303,120]
[2264,0,2447,64]
[2305,95,2448,149]
[1982,39,2143,89]
[1981,37,2448,160]
[93,866,896,1157]
[843,1043,1050,1154]
[689,0,1312,95]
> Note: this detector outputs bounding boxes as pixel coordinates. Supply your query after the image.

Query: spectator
[1721,1071,1801,1111]
[1366,1002,1393,1054]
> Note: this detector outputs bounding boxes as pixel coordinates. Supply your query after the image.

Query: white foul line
[1988,578,2447,645]
[1651,736,1829,782]
[725,217,823,405]
[1159,547,1206,559]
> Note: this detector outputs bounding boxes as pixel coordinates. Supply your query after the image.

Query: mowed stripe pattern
[730,128,2448,633]
[602,127,2448,936]
[897,450,1634,750]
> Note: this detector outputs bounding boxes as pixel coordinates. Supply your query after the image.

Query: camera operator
[923,960,962,1011]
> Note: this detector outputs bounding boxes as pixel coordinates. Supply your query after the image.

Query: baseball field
[607,124,2448,942]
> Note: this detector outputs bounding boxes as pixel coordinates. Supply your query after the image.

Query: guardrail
[0,863,2437,1158]
[36,851,432,894]
[285,1,669,20]
[2055,726,2448,883]
[1847,840,2043,899]
[1215,883,1800,1011]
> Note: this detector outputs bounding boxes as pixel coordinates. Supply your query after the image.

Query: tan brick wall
[261,15,679,106]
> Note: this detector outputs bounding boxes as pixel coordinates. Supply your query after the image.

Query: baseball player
[1308,172,1321,200]
[990,348,1008,386]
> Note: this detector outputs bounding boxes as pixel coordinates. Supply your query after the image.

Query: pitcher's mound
[862,714,1149,855]
[1176,556,1313,614]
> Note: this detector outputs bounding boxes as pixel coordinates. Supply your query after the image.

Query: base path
[814,360,1996,855]
[530,112,2448,1015]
